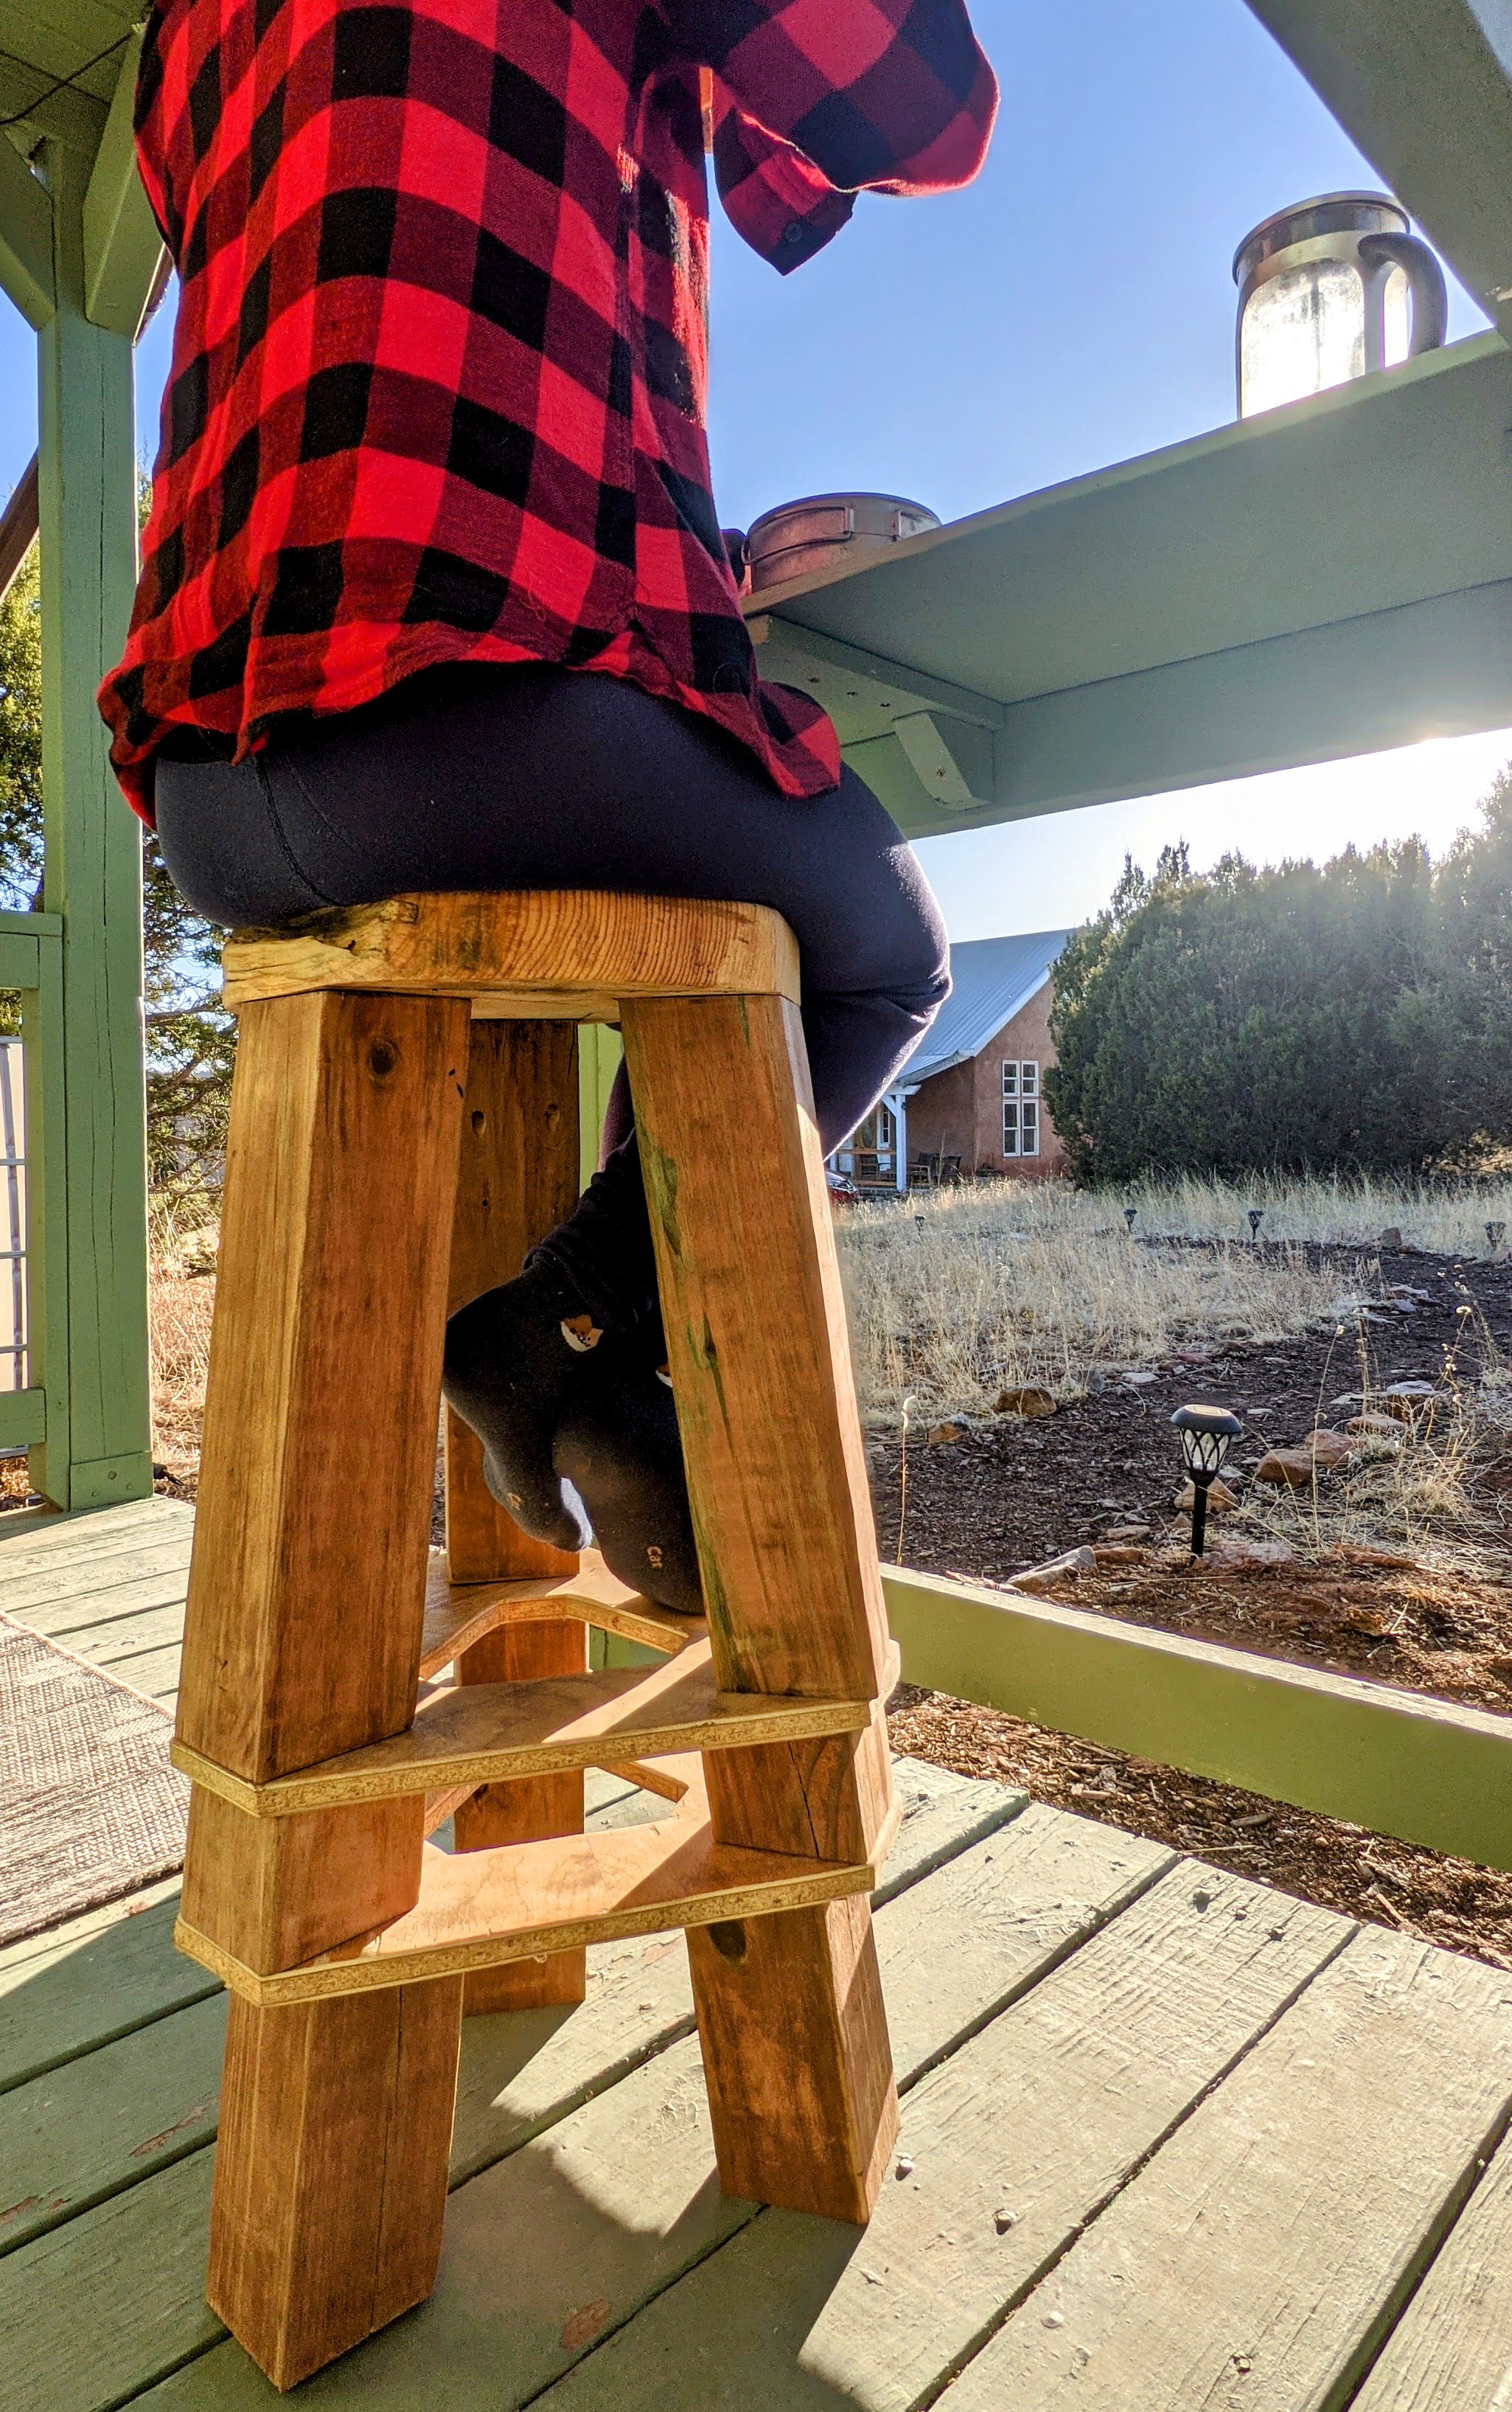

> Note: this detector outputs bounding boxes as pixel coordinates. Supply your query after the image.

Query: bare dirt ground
[877,1241,1512,1970]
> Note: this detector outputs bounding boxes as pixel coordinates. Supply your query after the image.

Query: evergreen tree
[1045,786,1512,1184]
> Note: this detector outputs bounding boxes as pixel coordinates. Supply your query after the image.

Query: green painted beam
[0,132,52,328]
[83,35,164,340]
[34,139,150,1513]
[578,1023,623,1191]
[1247,0,1512,341]
[0,3,139,156]
[752,335,1512,834]
[0,1389,46,1450]
[884,1563,1512,1873]
[824,575,1512,838]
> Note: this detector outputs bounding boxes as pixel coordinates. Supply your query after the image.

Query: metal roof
[896,929,1073,1088]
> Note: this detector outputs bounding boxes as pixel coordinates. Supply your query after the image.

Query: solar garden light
[1247,1209,1264,1240]
[1123,1206,1138,1233]
[1171,1404,1244,1559]
[1488,1221,1505,1250]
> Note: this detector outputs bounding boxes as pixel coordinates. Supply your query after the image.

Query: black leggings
[156,664,949,1326]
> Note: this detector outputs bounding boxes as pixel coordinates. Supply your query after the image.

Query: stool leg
[178,989,470,2381]
[209,1981,464,2394]
[620,992,900,2224]
[445,1020,589,2012]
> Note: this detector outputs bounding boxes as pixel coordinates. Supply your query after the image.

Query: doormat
[0,1615,190,1948]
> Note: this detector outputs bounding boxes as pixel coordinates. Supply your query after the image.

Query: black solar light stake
[1488,1221,1505,1250]
[1123,1206,1137,1232]
[1171,1403,1244,1558]
[1247,1209,1263,1240]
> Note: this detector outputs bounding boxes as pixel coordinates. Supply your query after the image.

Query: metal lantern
[1171,1404,1244,1558]
[1232,194,1446,420]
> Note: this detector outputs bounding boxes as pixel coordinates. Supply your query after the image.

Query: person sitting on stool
[100,0,999,1608]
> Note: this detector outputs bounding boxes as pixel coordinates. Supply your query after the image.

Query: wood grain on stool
[445,1020,588,2010]
[221,889,801,1017]
[178,990,467,1956]
[178,987,469,2383]
[209,1981,464,2391]
[621,989,900,2220]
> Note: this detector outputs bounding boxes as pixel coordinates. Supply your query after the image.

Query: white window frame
[1003,1060,1040,1158]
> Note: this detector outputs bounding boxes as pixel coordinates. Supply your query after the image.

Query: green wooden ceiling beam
[0,133,52,327]
[1246,0,1512,340]
[750,333,1512,835]
[83,34,164,338]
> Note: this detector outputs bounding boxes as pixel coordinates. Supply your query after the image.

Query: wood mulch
[877,1242,1512,1970]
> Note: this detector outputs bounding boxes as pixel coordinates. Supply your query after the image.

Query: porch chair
[169,889,901,2392]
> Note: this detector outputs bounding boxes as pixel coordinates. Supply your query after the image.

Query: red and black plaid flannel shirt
[100,0,997,821]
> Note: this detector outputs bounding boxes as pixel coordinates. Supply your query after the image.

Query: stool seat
[222,887,801,1020]
[177,883,898,2389]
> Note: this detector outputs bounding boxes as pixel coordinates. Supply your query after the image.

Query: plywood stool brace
[173,892,901,2389]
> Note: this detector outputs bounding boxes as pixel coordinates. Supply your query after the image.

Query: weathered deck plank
[0,1886,217,2096]
[0,2150,223,2411]
[6,1588,192,1655]
[1352,2130,1512,2408]
[11,1500,1512,2412]
[132,1810,1164,2408]
[1,1762,1027,2410]
[0,1499,194,1582]
[449,1759,1028,2182]
[529,1865,1349,2412]
[0,1995,226,2252]
[4,1565,193,1636]
[93,1640,185,1700]
[944,1928,1512,2410]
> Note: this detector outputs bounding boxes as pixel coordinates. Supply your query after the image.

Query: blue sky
[3,0,1506,939]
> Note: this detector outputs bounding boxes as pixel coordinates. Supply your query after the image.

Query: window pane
[1003,1101,1018,1155]
[1002,1062,1017,1096]
[1022,1100,1039,1156]
[1021,1060,1038,1096]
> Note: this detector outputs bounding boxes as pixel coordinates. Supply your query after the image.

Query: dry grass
[147,1195,218,1490]
[1115,1167,1512,1257]
[1236,1310,1512,1572]
[835,1178,1373,1424]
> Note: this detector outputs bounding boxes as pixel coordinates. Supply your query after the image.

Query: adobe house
[834,929,1072,1189]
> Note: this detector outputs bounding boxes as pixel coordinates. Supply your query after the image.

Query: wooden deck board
[1352,2130,1512,2409]
[527,1866,1350,2412]
[4,1565,195,1636]
[128,1807,1161,2409]
[0,1498,194,1582]
[0,1993,226,2253]
[944,1928,1512,2409]
[0,1886,217,2097]
[0,2150,223,2412]
[10,1500,1512,2412]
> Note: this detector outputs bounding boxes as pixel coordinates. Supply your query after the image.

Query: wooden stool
[171,891,901,2390]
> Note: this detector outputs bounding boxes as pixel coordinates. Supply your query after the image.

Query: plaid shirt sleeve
[679,0,997,271]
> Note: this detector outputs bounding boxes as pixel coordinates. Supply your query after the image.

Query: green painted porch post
[30,139,150,1510]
